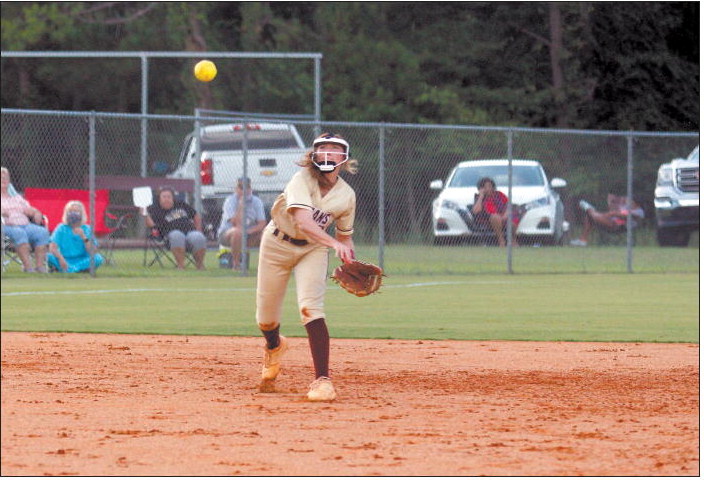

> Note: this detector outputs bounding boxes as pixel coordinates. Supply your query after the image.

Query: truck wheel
[657,227,690,247]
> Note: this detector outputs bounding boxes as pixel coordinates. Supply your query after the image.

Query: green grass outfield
[1,272,698,343]
[3,243,699,276]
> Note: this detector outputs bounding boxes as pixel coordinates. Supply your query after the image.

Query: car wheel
[657,227,690,247]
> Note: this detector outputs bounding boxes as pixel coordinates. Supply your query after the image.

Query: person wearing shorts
[255,133,358,401]
[217,177,267,270]
[146,187,207,270]
[1,167,50,272]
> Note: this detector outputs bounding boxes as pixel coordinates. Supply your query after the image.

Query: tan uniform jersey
[256,168,356,327]
[270,169,355,240]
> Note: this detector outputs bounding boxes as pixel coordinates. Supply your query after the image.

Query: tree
[1,2,699,131]
[580,2,699,131]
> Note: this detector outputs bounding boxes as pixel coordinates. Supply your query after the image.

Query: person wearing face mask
[217,177,267,270]
[254,133,358,402]
[47,200,104,273]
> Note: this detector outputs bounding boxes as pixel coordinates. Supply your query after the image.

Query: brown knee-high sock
[261,324,280,350]
[305,318,329,378]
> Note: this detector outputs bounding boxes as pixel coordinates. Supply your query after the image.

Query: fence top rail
[1,50,323,59]
[1,108,699,138]
[88,175,195,193]
[196,109,316,121]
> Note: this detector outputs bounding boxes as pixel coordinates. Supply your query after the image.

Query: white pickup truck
[169,122,306,236]
[654,145,699,246]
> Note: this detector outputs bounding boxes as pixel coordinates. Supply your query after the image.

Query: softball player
[256,133,357,401]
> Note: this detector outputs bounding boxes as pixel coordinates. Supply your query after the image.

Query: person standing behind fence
[47,200,104,273]
[217,177,267,270]
[145,187,207,270]
[1,167,50,272]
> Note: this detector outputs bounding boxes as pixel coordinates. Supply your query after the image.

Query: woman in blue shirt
[47,200,104,273]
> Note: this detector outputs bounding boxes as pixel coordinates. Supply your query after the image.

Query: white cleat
[307,376,337,401]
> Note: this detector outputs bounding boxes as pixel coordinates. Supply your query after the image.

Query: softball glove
[331,260,384,297]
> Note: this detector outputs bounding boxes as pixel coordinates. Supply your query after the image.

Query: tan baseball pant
[256,224,329,328]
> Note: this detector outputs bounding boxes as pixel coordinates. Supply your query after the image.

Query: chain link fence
[2,109,698,276]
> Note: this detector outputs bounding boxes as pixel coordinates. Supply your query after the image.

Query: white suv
[430,159,568,245]
[654,145,699,246]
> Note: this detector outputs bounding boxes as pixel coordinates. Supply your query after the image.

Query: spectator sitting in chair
[47,200,104,273]
[1,166,50,272]
[146,187,207,270]
[471,176,520,247]
[570,194,645,246]
[217,177,267,270]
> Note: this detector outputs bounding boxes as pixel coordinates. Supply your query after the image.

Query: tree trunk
[549,3,568,129]
[17,61,31,108]
[185,7,215,111]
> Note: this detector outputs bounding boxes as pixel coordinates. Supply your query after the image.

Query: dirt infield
[1,332,698,476]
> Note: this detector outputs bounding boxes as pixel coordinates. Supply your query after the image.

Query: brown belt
[273,228,308,246]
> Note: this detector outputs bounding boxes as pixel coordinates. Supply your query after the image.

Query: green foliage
[1,2,698,130]
[580,2,700,130]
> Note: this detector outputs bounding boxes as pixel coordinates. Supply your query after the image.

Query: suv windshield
[686,146,699,163]
[448,165,544,188]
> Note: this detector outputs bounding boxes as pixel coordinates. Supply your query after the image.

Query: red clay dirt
[0,332,698,476]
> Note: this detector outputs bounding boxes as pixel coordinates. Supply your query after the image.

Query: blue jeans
[4,223,51,247]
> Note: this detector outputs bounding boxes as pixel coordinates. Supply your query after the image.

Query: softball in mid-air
[194,60,217,82]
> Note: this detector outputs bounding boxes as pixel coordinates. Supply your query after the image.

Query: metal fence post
[140,54,149,178]
[626,134,634,273]
[88,112,96,277]
[378,125,386,270]
[314,57,322,138]
[241,120,250,276]
[193,109,203,215]
[506,129,514,274]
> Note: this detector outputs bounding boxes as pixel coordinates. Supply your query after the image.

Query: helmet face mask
[312,134,350,172]
[312,150,349,172]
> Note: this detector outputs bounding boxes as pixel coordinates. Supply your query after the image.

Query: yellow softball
[194,60,217,82]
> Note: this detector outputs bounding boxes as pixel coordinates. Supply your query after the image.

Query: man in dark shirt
[146,187,207,269]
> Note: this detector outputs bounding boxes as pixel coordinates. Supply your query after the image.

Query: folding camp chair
[144,228,177,267]
[101,209,132,266]
[133,186,169,268]
[2,221,23,271]
[133,186,195,269]
[143,228,197,268]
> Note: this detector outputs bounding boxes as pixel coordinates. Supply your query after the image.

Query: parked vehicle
[654,145,699,246]
[430,159,568,245]
[169,123,306,237]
